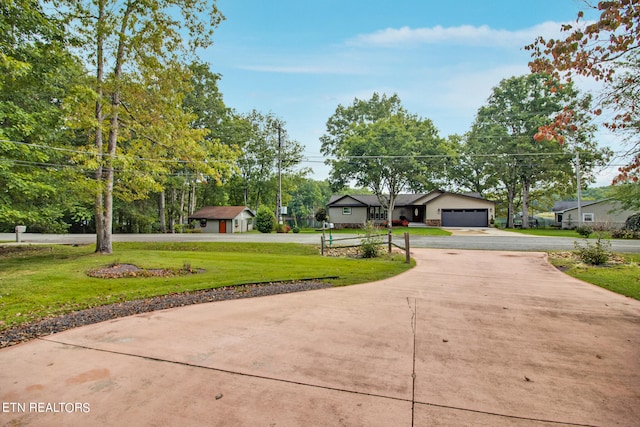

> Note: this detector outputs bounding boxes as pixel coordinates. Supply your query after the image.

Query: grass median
[0,242,414,330]
[548,252,640,300]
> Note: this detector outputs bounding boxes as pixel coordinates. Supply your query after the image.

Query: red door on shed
[219,220,227,233]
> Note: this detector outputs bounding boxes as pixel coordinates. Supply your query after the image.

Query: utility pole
[277,125,283,225]
[576,151,582,226]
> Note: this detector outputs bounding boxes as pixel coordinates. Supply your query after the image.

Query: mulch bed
[0,280,332,349]
[87,263,202,278]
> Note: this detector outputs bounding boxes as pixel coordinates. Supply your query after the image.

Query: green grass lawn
[0,242,414,330]
[505,228,614,239]
[548,252,640,300]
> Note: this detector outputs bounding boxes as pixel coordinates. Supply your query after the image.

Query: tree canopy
[527,0,640,205]
[0,0,92,232]
[464,74,608,227]
[321,93,447,226]
[2,1,635,240]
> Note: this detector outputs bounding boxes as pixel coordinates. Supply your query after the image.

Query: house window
[583,213,595,222]
[343,207,352,215]
[199,219,207,227]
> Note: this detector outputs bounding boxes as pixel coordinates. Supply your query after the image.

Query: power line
[2,138,632,169]
[0,139,231,166]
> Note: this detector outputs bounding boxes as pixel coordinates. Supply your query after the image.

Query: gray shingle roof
[189,206,254,220]
[328,191,493,207]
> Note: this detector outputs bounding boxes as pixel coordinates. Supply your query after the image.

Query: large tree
[226,111,306,214]
[287,179,332,227]
[527,0,640,207]
[446,133,500,197]
[0,0,91,232]
[116,61,238,233]
[66,0,224,253]
[471,74,607,228]
[321,93,445,227]
[601,51,640,209]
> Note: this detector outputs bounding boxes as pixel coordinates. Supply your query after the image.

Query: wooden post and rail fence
[321,231,411,264]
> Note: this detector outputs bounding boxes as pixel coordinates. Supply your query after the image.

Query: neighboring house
[554,199,637,229]
[188,206,255,233]
[327,191,496,228]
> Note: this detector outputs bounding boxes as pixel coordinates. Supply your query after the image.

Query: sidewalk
[1,249,639,426]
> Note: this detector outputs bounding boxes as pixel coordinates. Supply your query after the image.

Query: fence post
[321,235,325,256]
[404,232,410,264]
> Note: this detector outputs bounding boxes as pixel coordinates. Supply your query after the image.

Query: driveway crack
[407,297,417,427]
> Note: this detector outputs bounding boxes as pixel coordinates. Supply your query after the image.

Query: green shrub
[292,227,300,233]
[255,206,275,233]
[315,207,328,223]
[275,224,291,233]
[360,221,383,258]
[575,237,611,265]
[611,228,640,239]
[575,225,593,238]
[625,213,640,232]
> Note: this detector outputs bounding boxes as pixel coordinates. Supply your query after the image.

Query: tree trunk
[386,195,396,254]
[179,180,186,227]
[98,105,118,253]
[254,187,261,214]
[94,0,106,253]
[506,186,516,229]
[94,3,133,254]
[522,181,531,229]
[169,187,176,233]
[189,179,197,215]
[158,191,167,233]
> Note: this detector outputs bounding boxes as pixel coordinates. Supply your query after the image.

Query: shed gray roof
[189,206,254,220]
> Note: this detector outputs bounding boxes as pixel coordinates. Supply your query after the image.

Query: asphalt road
[2,230,639,252]
[410,234,640,252]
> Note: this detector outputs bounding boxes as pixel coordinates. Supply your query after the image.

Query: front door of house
[412,207,424,222]
[219,220,227,233]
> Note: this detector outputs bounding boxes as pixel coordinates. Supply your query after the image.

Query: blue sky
[203,1,617,185]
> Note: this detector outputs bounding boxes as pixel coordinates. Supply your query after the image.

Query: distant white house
[327,190,496,228]
[553,199,637,229]
[188,206,255,233]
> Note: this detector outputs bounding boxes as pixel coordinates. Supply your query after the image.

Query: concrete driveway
[1,249,639,426]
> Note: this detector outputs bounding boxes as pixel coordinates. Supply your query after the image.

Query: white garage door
[441,209,488,227]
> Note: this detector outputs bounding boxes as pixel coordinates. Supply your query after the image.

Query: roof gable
[556,198,615,213]
[328,195,373,206]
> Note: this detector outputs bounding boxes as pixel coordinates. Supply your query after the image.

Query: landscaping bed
[0,280,331,348]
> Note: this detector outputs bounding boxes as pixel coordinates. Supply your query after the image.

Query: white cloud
[348,21,570,48]
[237,63,363,75]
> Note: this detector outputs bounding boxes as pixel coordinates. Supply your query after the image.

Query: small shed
[189,206,255,233]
